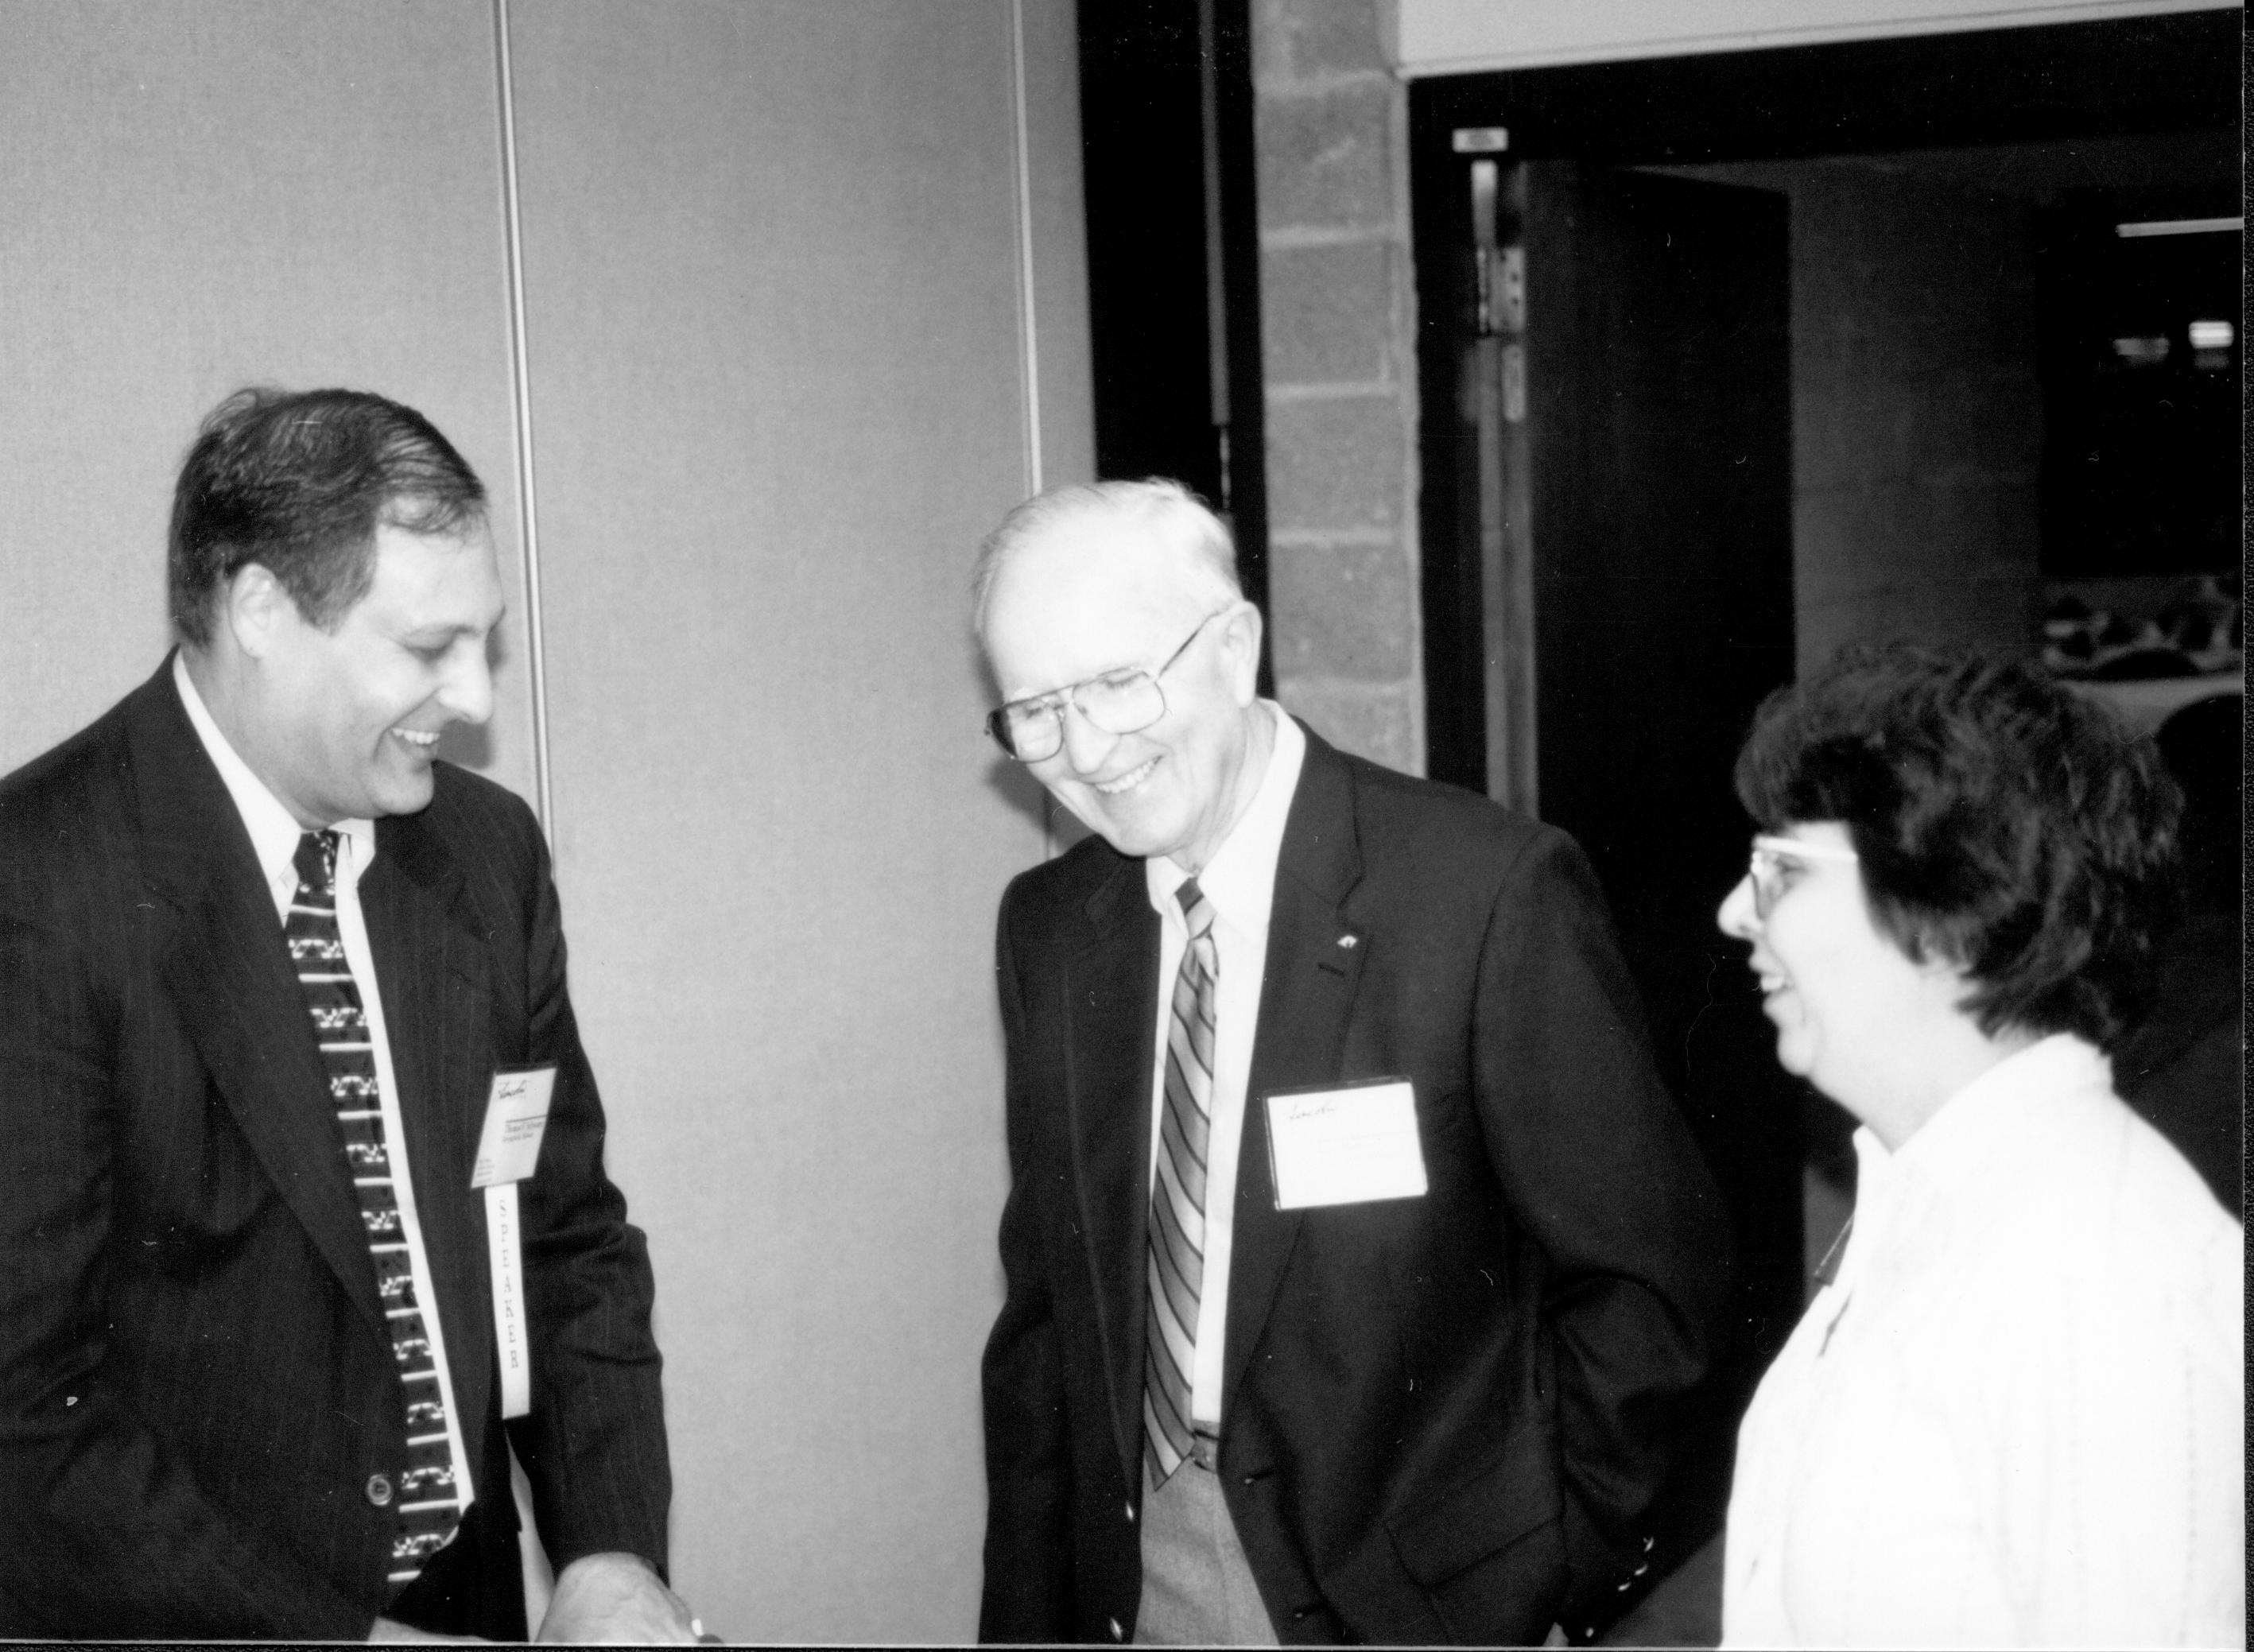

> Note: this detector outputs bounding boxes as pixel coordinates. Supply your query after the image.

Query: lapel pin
[1337,934,1358,948]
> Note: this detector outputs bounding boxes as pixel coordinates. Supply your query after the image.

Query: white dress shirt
[1721,1033,2241,1648]
[1143,702,1306,1429]
[173,655,475,1513]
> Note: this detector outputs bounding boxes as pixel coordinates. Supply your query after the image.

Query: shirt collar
[1852,1032,2109,1208]
[1146,702,1306,937]
[172,653,378,905]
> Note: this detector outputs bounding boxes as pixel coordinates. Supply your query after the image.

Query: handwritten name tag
[471,1067,556,1190]
[1264,1079,1428,1210]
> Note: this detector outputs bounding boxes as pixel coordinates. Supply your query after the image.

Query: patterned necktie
[288,830,462,1591]
[1143,878,1218,1487]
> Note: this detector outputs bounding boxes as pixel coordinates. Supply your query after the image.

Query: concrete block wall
[1251,0,1426,774]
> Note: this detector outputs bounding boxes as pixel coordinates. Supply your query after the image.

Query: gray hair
[970,478,1241,647]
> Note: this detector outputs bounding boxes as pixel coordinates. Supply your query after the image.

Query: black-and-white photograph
[0,2,2239,1644]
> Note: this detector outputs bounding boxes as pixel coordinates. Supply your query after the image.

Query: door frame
[1407,7,2241,791]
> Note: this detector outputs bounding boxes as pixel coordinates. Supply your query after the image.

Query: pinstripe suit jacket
[0,660,669,1638]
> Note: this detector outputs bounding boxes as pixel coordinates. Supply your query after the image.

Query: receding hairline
[972,479,1240,647]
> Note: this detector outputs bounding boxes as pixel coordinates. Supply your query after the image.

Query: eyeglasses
[1747,833,1860,921]
[986,609,1232,762]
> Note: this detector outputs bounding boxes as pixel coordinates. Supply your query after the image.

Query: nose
[437,638,495,727]
[1717,872,1759,940]
[1054,699,1121,774]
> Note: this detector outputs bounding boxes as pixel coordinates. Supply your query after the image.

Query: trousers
[1135,1445,1279,1646]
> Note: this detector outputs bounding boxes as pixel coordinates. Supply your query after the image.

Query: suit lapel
[127,664,386,1337]
[1224,727,1367,1414]
[1061,857,1161,1496]
[367,812,497,1436]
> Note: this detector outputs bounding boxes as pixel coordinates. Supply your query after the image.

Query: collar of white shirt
[171,652,378,920]
[1852,1033,2107,1198]
[1844,1032,2109,1285]
[1144,700,1307,935]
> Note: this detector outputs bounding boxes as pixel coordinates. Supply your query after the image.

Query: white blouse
[1722,1034,2243,1648]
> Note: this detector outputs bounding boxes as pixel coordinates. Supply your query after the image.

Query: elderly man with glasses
[968,479,1736,1647]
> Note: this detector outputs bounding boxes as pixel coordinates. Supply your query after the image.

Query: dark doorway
[1412,10,2238,787]
[1077,0,1270,644]
[1519,158,1798,1392]
[1406,6,2241,1563]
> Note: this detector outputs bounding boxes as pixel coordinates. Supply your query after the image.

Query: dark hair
[1734,643,2183,1050]
[168,386,486,646]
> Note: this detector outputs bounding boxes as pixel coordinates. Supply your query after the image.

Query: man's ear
[1220,599,1264,704]
[223,564,291,660]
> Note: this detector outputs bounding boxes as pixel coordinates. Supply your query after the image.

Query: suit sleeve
[499,808,673,1576]
[1471,827,1736,1638]
[0,902,372,1638]
[977,894,1077,1641]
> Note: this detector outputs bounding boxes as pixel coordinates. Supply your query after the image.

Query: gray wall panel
[0,0,533,798]
[508,2,1084,1636]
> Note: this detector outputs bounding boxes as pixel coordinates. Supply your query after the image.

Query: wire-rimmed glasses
[985,608,1232,762]
[1747,833,1860,920]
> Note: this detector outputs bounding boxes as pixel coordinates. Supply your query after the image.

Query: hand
[367,1616,489,1642]
[537,1552,700,1644]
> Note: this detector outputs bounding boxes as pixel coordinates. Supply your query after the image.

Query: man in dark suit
[972,481,1736,1646]
[0,388,695,1641]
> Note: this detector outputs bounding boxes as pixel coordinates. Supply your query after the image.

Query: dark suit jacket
[0,661,670,1639]
[980,723,1735,1646]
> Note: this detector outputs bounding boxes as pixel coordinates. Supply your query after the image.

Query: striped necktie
[288,830,463,1592]
[1143,877,1218,1487]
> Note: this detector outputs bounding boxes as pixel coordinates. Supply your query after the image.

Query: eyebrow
[1006,660,1142,708]
[401,606,509,642]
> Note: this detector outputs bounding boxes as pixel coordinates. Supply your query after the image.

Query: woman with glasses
[1712,644,2241,1648]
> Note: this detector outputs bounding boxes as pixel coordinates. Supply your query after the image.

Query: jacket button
[1108,1617,1123,1640]
[1124,1500,1135,1522]
[365,1473,394,1507]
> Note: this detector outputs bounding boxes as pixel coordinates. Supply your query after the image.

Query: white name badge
[471,1067,556,1190]
[1264,1079,1429,1210]
[471,1066,555,1419]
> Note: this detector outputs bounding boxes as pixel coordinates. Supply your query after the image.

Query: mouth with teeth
[1092,757,1158,797]
[390,727,440,754]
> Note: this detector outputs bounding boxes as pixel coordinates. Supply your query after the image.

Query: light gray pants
[1135,1450,1281,1646]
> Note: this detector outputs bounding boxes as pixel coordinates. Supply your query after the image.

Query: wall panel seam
[1009,0,1044,500]
[493,0,557,835]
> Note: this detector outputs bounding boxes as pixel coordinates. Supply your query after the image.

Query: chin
[371,776,437,819]
[1068,797,1166,858]
[1084,821,1162,859]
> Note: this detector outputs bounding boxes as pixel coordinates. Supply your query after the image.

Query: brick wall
[1251,0,1425,774]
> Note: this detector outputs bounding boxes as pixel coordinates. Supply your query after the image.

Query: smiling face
[1717,822,1948,1121]
[981,515,1264,872]
[234,518,505,825]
